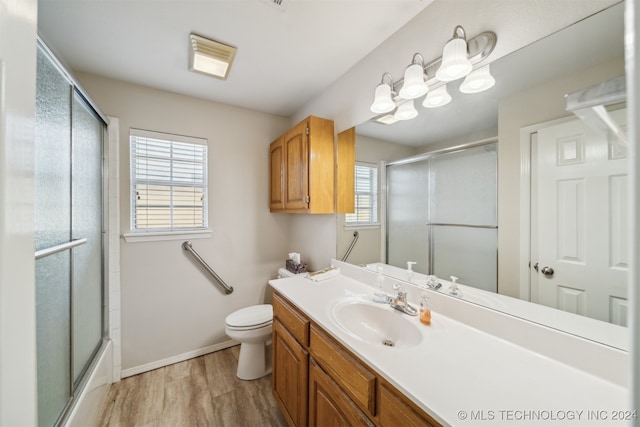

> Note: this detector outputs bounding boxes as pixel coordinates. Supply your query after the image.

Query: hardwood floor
[99,346,287,427]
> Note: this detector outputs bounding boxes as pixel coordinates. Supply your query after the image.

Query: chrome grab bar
[35,238,88,260]
[182,241,233,295]
[341,231,359,262]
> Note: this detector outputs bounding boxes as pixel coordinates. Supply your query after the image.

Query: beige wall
[76,73,291,371]
[497,56,625,298]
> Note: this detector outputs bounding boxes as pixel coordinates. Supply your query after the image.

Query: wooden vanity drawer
[309,324,376,416]
[273,292,310,347]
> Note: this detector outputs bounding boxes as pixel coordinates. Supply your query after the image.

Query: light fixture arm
[379,72,398,95]
[411,53,425,66]
[452,25,467,40]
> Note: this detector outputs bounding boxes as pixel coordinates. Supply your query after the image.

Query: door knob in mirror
[541,266,554,277]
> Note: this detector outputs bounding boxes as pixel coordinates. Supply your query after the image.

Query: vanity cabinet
[269,116,337,214]
[272,293,310,426]
[272,291,441,427]
[309,359,374,427]
[379,380,439,427]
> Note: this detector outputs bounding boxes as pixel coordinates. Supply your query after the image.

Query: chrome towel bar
[35,238,88,260]
[182,241,234,295]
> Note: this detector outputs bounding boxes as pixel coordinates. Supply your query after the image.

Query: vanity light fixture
[399,53,429,99]
[370,73,397,114]
[460,64,496,94]
[369,25,496,123]
[423,84,452,108]
[435,26,473,82]
[189,33,237,80]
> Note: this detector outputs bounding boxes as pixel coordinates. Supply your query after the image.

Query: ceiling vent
[261,0,289,11]
[189,34,237,80]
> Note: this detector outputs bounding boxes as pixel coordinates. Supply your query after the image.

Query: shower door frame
[35,37,110,427]
[384,137,498,283]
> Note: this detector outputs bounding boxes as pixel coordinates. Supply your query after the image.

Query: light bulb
[460,64,496,93]
[399,63,428,99]
[370,82,395,113]
[394,100,418,121]
[436,37,472,81]
[423,85,452,108]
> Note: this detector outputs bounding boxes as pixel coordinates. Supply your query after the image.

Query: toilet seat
[225,304,273,330]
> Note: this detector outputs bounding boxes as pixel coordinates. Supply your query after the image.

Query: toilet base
[236,341,272,380]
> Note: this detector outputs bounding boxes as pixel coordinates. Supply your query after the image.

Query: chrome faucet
[390,283,418,316]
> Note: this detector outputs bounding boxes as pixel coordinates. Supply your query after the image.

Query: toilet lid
[225,304,273,328]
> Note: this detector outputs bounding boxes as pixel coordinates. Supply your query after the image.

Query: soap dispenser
[449,276,462,297]
[419,292,431,325]
[406,261,416,282]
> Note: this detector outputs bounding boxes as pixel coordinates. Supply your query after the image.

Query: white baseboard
[121,340,239,379]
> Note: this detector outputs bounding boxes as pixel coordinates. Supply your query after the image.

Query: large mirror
[337,2,627,349]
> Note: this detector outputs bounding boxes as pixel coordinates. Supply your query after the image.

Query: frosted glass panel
[431,226,497,292]
[71,92,104,383]
[387,160,429,274]
[430,144,497,225]
[36,253,71,427]
[35,48,71,251]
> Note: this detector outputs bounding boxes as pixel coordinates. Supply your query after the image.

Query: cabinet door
[284,120,309,211]
[379,381,440,427]
[336,127,355,213]
[273,319,309,426]
[309,359,374,427]
[270,137,285,211]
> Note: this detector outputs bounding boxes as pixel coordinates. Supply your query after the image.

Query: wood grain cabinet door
[284,120,309,211]
[272,319,309,426]
[308,359,374,427]
[269,137,285,211]
[379,381,440,427]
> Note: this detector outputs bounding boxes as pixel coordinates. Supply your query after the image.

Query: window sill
[122,229,212,243]
[344,223,381,230]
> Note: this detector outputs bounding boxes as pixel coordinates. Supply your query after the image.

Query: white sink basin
[331,297,423,349]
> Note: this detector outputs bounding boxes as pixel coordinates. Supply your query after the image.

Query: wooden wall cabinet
[272,291,441,427]
[270,116,352,214]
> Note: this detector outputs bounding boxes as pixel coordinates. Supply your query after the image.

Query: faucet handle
[392,283,403,292]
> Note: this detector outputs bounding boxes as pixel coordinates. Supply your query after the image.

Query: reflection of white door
[533,109,628,325]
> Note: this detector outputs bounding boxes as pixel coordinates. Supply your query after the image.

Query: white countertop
[269,269,630,427]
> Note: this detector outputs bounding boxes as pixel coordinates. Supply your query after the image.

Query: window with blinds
[345,163,378,225]
[130,129,208,231]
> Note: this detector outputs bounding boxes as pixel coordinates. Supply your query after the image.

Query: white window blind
[345,163,378,225]
[130,129,208,232]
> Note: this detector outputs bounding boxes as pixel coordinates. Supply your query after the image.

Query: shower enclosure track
[182,241,234,294]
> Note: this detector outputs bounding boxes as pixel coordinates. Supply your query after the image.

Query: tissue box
[286,259,307,274]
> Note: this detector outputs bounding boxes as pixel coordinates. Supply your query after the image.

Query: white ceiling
[37,0,432,117]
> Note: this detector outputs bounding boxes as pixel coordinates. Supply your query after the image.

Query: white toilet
[224,304,273,380]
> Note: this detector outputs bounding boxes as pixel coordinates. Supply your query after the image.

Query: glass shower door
[429,144,498,292]
[386,159,430,274]
[71,92,104,384]
[35,42,105,427]
[35,46,73,427]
